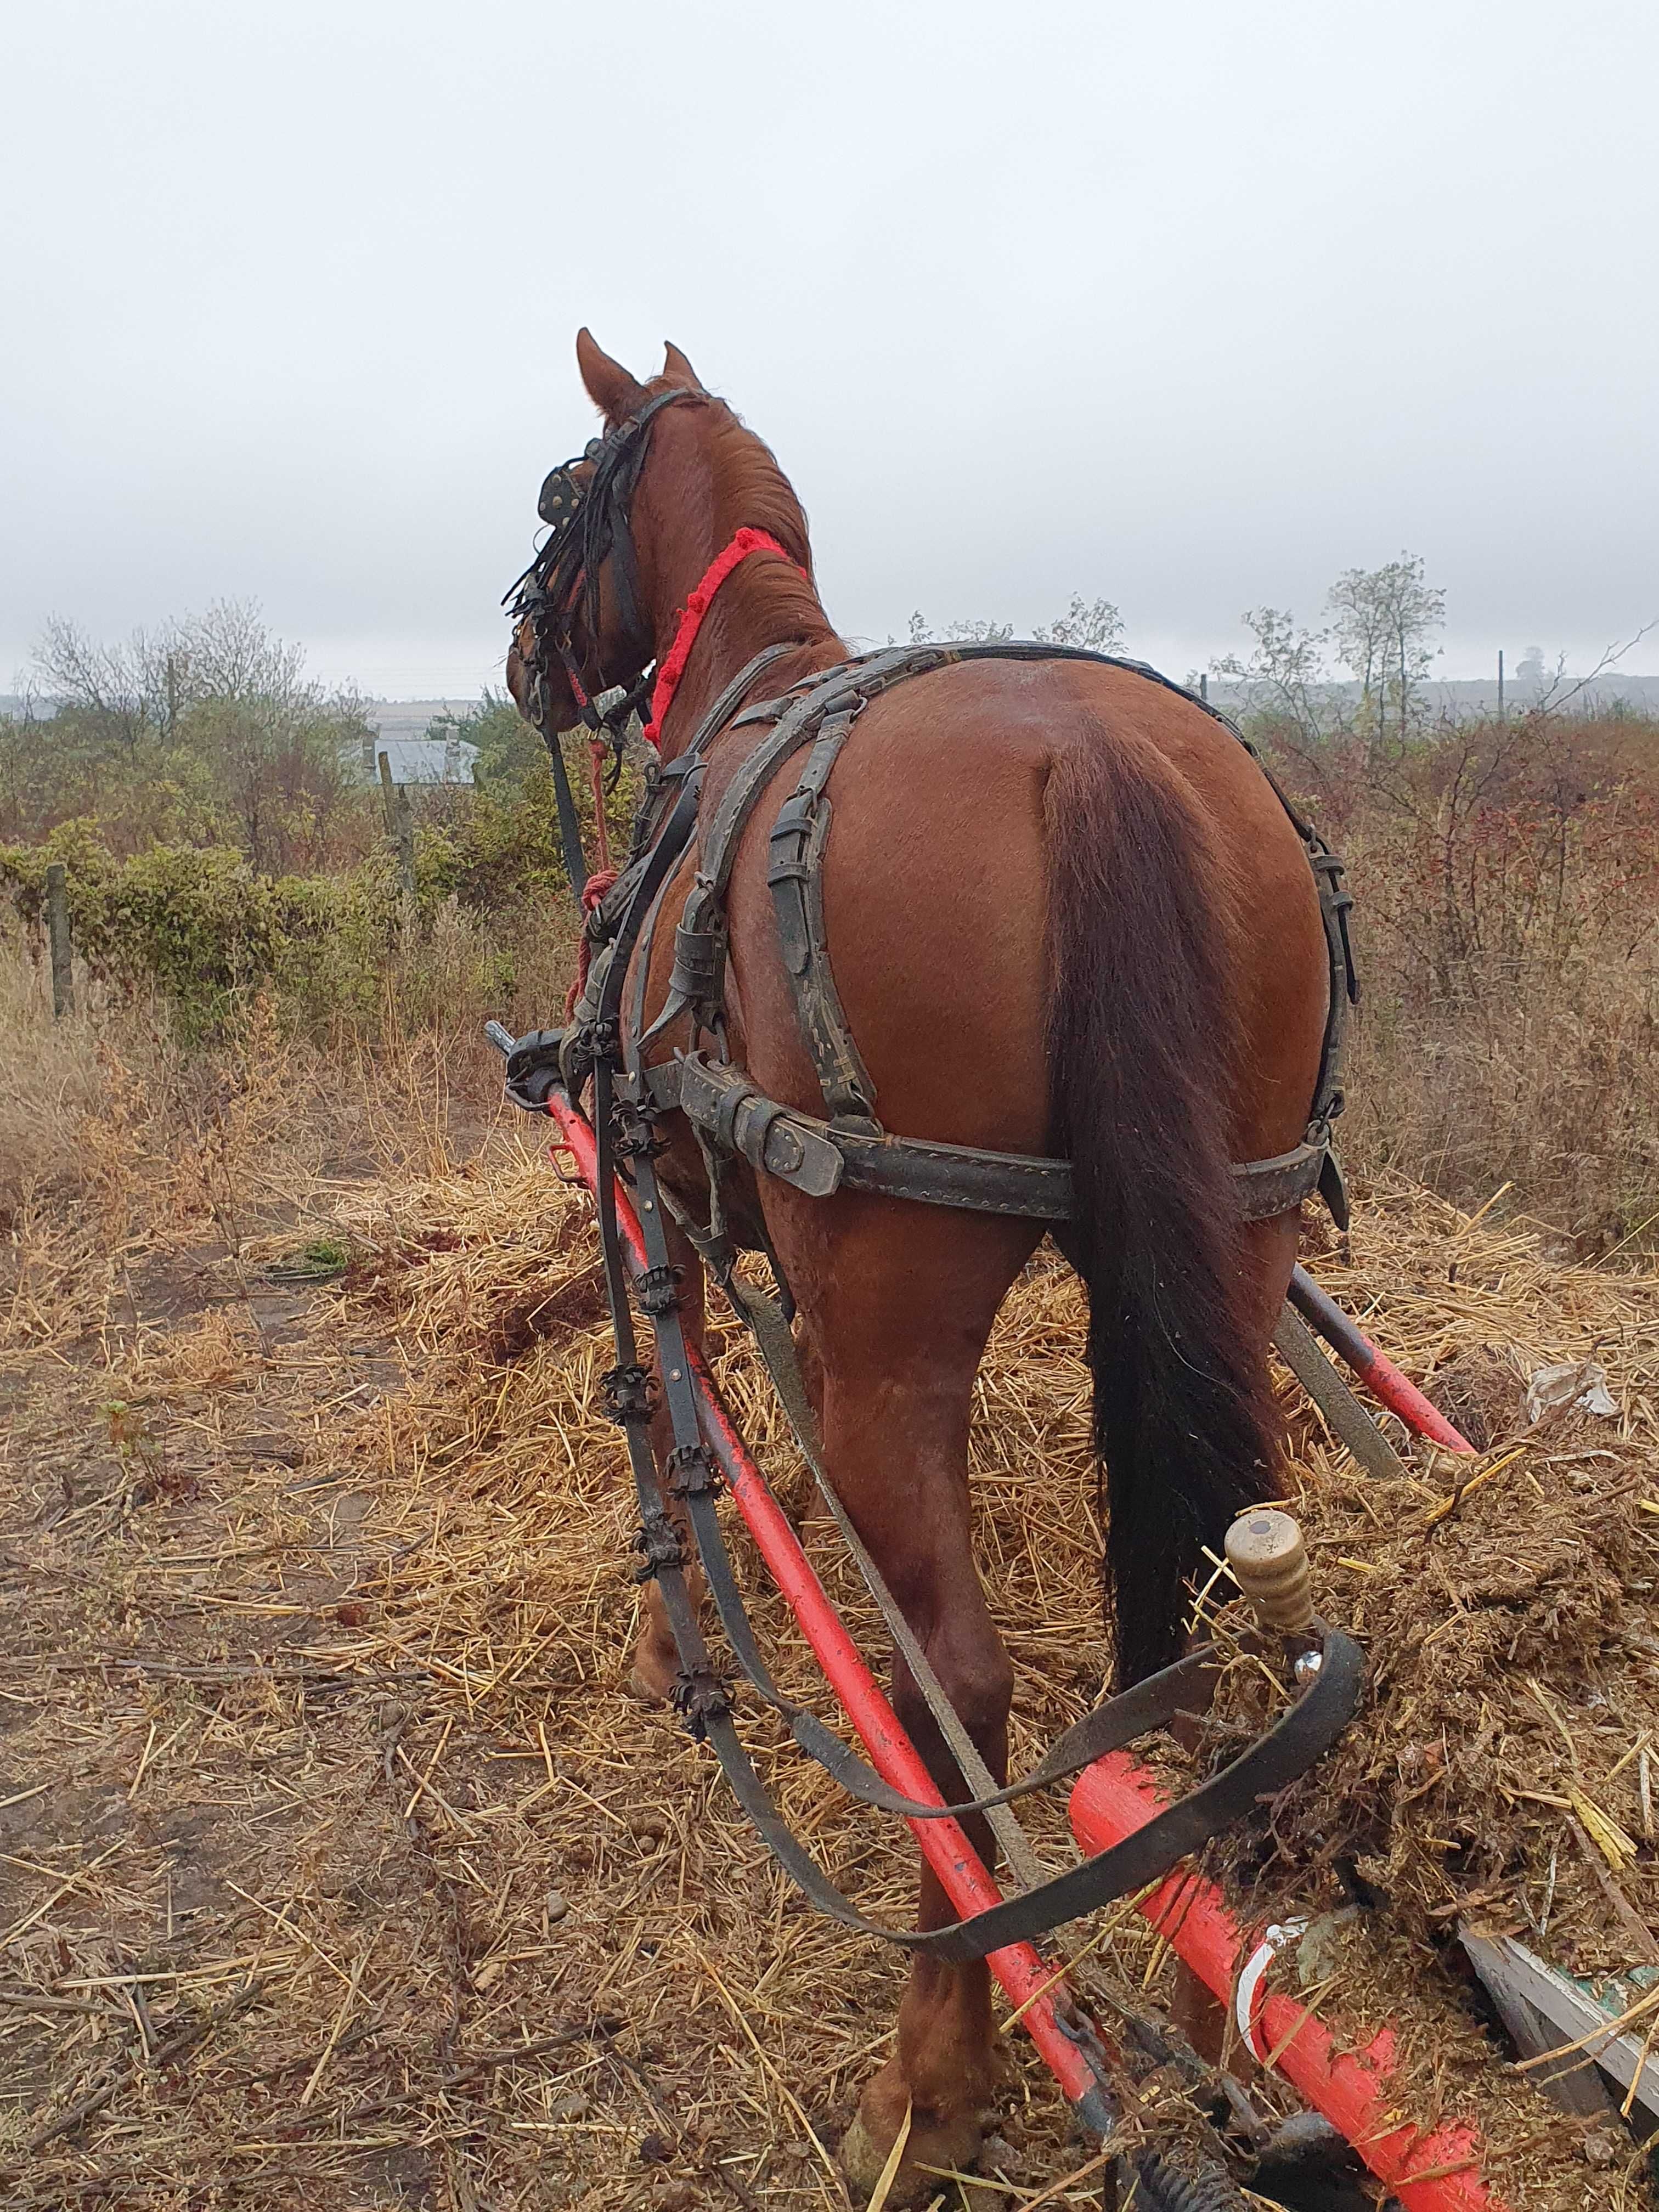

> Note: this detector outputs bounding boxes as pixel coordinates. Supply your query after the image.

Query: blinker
[537,465,585,529]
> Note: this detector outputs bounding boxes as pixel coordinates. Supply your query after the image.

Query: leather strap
[641,701,827,1047]
[649,1053,1330,1225]
[767,709,881,1127]
[1232,1139,1335,1226]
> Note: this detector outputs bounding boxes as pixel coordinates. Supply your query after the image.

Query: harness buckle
[672,1664,731,1740]
[601,1363,653,1426]
[666,1442,721,1500]
[611,1109,666,1161]
[634,1264,681,1317]
[631,1511,685,1584]
[587,1017,622,1069]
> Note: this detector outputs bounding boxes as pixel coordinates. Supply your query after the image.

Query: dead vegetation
[4,946,1659,2209]
[1183,1193,1659,2210]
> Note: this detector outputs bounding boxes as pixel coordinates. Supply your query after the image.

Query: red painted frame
[1070,1757,1510,2211]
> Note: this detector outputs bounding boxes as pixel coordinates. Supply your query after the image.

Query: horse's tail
[1045,729,1280,1688]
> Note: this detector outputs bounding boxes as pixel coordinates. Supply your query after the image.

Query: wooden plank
[1462,1926,1659,2120]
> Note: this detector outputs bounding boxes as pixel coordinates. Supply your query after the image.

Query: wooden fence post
[377,752,417,902]
[46,861,74,1017]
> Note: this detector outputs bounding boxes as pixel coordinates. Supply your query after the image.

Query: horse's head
[504,330,707,742]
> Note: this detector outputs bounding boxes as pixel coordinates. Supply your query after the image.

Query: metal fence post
[46,861,74,1017]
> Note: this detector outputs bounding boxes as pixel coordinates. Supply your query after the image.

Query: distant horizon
[13,651,1659,717]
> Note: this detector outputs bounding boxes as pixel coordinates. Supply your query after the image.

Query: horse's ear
[575,328,645,419]
[661,340,702,391]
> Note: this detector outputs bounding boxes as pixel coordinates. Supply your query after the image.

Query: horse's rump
[697,656,1326,1162]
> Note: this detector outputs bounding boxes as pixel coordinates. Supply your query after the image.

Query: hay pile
[1200,1236,1658,1978]
[328,1147,1659,2205]
[1176,1190,1659,2210]
[5,1119,1656,2209]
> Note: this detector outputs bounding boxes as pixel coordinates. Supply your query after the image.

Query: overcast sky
[4,0,1656,699]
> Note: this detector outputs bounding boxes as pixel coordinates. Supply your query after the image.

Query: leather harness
[517,636,1358,1238]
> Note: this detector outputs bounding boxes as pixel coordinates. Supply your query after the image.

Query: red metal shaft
[1289,1265,1475,1453]
[546,1094,1099,2108]
[1069,1756,1510,2212]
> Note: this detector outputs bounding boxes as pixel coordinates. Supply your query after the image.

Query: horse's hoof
[839,2091,986,2208]
[626,1644,677,1705]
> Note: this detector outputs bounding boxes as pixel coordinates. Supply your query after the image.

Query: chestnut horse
[507,332,1328,2198]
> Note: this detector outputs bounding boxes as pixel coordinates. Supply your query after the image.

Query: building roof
[368,735,480,786]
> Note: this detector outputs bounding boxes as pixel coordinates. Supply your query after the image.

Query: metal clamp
[632,1514,685,1583]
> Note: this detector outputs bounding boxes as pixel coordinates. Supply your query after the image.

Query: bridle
[504,385,804,909]
[504,386,705,755]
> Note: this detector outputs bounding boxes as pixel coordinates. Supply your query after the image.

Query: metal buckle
[634,1265,681,1317]
[601,1363,653,1426]
[631,1513,685,1584]
[666,1443,720,1500]
[672,1665,731,1740]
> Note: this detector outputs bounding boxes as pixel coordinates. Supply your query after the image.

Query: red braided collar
[640,527,799,749]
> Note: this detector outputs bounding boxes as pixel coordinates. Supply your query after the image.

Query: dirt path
[1,1261,462,2207]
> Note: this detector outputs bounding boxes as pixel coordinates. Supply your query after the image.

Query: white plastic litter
[1526,1358,1620,1424]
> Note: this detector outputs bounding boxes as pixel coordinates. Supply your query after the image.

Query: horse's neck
[650,545,842,763]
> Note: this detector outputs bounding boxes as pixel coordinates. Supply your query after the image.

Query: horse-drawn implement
[489,1014,1510,2209]
[481,332,1578,2206]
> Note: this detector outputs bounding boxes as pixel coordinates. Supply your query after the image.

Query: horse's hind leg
[778,1208,1039,2202]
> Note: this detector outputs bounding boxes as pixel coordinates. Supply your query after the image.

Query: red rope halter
[640,527,799,749]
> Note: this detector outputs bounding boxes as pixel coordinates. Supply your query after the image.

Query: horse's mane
[704,402,815,571]
[641,384,839,646]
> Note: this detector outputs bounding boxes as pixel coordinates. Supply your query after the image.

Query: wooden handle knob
[1226,1508,1315,1634]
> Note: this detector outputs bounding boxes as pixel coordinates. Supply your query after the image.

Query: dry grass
[1341,960,1659,1261]
[4,945,1659,2209]
[1286,713,1659,1256]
